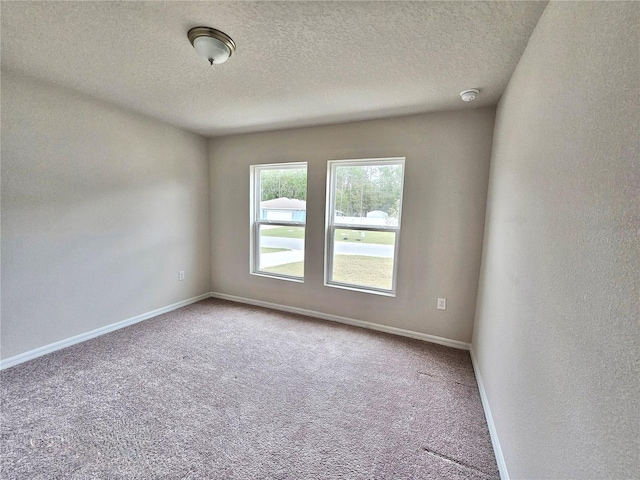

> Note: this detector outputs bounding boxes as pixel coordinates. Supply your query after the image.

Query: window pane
[259,167,307,221]
[258,225,305,277]
[331,230,396,290]
[333,164,402,227]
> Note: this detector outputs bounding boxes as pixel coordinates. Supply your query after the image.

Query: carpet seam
[421,447,496,478]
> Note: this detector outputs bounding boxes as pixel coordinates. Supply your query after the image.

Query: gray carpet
[1,298,499,479]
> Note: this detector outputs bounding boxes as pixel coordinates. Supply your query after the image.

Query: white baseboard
[210,291,471,350]
[0,293,211,370]
[2,289,471,364]
[470,347,509,480]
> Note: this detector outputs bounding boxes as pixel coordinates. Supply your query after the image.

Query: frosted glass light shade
[193,36,231,64]
[187,27,236,65]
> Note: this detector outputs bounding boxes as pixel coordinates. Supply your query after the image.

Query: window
[325,158,405,295]
[250,163,307,281]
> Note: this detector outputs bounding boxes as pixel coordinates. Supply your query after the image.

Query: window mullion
[331,225,399,233]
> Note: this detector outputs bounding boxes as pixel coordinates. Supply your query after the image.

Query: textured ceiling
[1,1,547,136]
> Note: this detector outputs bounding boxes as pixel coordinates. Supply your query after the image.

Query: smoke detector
[460,89,480,102]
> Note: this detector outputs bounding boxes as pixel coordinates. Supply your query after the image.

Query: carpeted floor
[1,298,499,479]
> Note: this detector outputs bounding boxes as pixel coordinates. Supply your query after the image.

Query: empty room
[1,1,638,479]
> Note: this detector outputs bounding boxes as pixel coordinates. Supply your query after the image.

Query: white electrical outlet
[437,298,446,310]
[179,271,185,281]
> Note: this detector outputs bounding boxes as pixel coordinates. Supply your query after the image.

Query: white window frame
[324,157,405,296]
[250,162,307,282]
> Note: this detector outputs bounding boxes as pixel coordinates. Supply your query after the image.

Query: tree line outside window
[259,164,402,221]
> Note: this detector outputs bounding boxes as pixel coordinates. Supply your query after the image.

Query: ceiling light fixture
[460,89,480,102]
[188,26,236,65]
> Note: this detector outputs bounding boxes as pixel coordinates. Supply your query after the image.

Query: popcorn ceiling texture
[0,1,546,136]
[472,2,640,478]
[1,299,499,479]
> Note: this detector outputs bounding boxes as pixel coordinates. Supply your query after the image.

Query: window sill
[324,281,396,297]
[251,271,304,283]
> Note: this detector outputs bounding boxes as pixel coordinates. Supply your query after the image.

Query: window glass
[326,159,405,295]
[251,163,307,281]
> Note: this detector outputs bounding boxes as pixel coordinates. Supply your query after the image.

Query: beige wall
[210,108,495,343]
[473,2,639,479]
[1,71,211,360]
